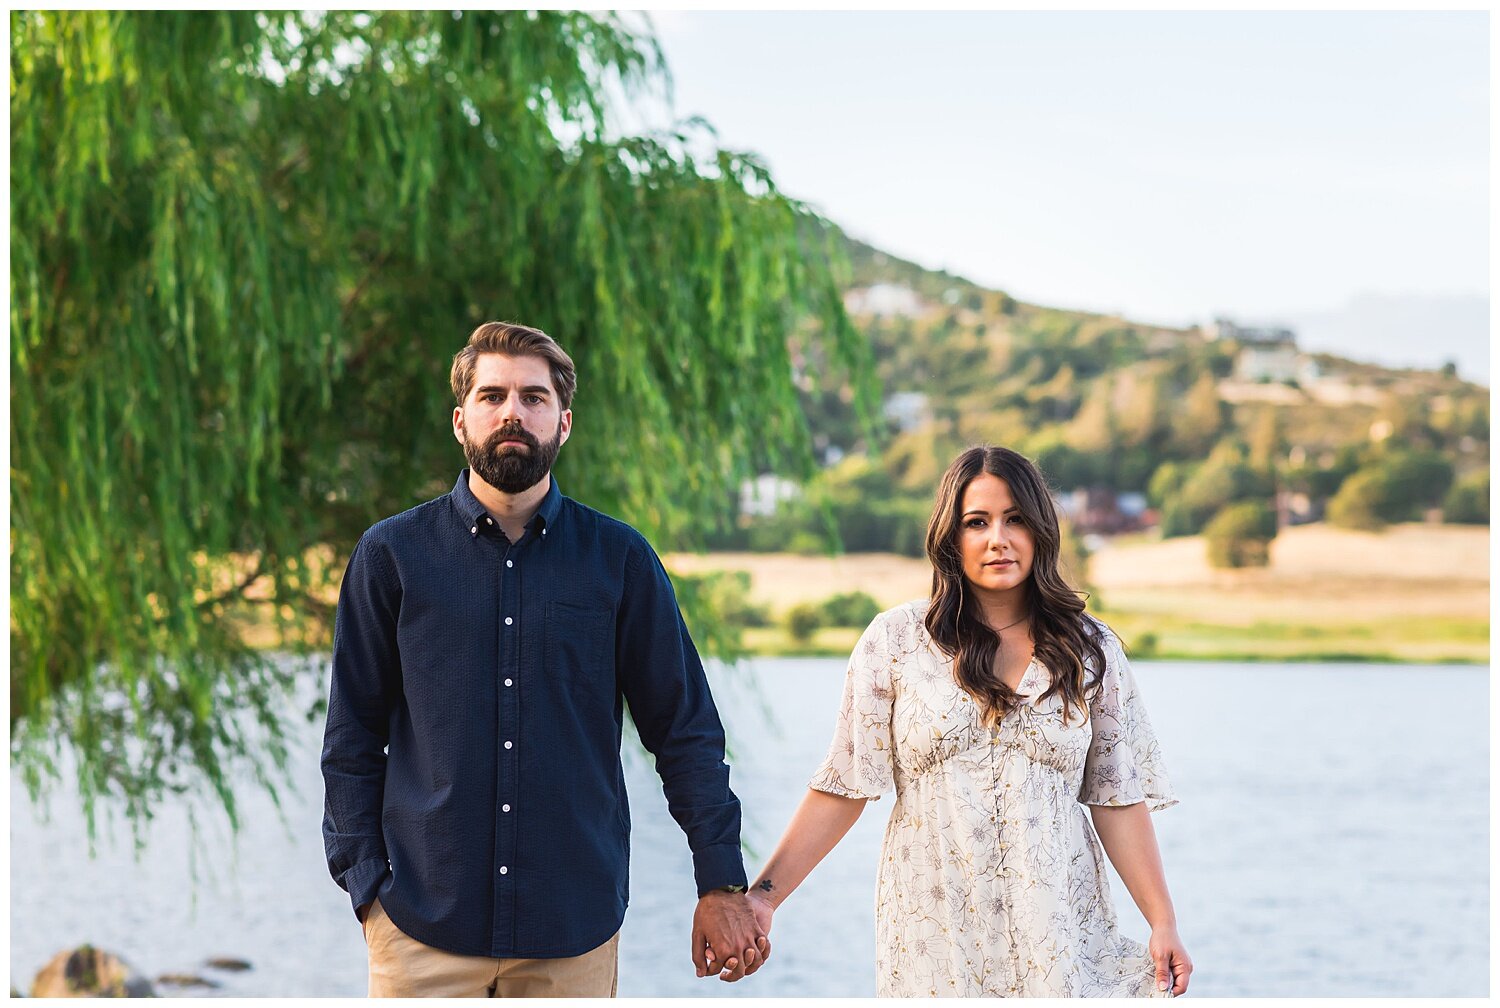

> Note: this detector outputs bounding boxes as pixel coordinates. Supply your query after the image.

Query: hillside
[835,232,1485,469]
[723,228,1489,558]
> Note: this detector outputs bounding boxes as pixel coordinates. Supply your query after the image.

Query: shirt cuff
[343,855,391,919]
[692,842,748,897]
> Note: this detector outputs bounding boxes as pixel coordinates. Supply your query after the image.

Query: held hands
[691,890,772,982]
[1148,924,1192,996]
[746,890,774,937]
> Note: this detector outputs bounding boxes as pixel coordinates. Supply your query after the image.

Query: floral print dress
[809,601,1177,998]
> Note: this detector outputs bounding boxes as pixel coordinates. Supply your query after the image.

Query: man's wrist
[702,883,746,897]
[690,842,747,898]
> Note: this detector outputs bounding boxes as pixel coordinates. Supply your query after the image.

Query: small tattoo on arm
[758,879,774,892]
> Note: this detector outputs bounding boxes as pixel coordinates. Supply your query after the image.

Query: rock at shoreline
[31,946,154,998]
[204,956,252,972]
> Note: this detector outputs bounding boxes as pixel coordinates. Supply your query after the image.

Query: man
[322,321,768,997]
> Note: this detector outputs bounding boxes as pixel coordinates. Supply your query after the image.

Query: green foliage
[720,453,931,558]
[1325,470,1388,530]
[1203,501,1278,569]
[1443,469,1489,525]
[1327,450,1455,530]
[11,11,873,826]
[1029,435,1105,491]
[1159,448,1274,538]
[670,570,772,661]
[1147,461,1190,509]
[1377,450,1456,517]
[785,602,823,643]
[1285,444,1362,500]
[819,591,881,628]
[821,457,929,556]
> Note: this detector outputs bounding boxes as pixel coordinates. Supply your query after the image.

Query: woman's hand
[745,889,776,937]
[1148,924,1192,996]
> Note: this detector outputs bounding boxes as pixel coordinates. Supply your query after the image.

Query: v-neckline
[1004,654,1038,695]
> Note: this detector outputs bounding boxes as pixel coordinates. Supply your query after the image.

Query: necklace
[989,614,1029,635]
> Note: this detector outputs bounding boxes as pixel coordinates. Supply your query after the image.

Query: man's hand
[691,890,770,982]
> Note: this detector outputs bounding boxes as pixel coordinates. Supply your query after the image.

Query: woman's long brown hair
[923,446,1105,725]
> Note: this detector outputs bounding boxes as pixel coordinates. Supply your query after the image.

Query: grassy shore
[666,523,1490,664]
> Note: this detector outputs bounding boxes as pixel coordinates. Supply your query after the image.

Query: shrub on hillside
[819,591,881,628]
[785,602,823,643]
[1444,469,1489,525]
[1204,501,1278,568]
[1374,450,1455,519]
[1327,450,1455,530]
[1325,470,1387,531]
[1147,461,1190,509]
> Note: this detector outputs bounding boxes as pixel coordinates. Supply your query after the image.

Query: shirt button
[504,678,513,687]
[541,529,547,537]
[499,866,508,875]
[502,804,511,812]
[506,559,513,568]
[504,617,513,626]
[470,526,477,534]
[504,740,513,749]
[485,517,493,525]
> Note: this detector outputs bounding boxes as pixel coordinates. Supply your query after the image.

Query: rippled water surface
[10,659,1488,996]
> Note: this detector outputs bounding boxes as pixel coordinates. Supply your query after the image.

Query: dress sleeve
[1079,626,1178,812]
[808,610,898,800]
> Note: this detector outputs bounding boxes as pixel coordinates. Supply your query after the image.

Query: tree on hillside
[1325,450,1455,531]
[1066,378,1119,456]
[1113,366,1171,451]
[1246,408,1285,471]
[11,10,874,828]
[1443,469,1489,525]
[1158,443,1274,538]
[1203,501,1278,569]
[1169,372,1227,457]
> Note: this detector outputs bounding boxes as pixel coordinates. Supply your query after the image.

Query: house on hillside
[1053,487,1153,535]
[1209,316,1320,384]
[883,390,931,433]
[740,474,801,518]
[1277,489,1319,526]
[843,283,928,318]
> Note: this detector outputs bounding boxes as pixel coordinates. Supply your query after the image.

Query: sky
[630,11,1489,382]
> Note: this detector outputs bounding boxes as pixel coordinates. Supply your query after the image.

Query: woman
[743,446,1191,997]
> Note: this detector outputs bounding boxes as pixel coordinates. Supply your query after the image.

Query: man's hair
[450,321,577,408]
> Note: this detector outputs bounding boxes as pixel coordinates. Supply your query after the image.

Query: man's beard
[462,419,562,494]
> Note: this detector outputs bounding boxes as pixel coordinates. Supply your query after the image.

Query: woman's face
[958,472,1035,599]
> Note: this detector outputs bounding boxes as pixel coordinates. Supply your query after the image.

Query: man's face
[452,353,572,495]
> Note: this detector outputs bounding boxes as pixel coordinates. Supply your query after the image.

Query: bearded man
[321,321,767,996]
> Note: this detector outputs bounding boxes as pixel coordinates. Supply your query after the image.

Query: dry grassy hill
[667,522,1489,663]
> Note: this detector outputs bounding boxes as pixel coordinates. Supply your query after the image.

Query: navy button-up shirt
[321,471,747,958]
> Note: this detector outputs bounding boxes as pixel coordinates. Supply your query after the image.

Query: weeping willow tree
[11,10,875,831]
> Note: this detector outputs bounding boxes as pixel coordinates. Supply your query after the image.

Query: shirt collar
[451,469,564,539]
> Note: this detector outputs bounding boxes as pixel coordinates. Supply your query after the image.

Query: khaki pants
[364,897,620,997]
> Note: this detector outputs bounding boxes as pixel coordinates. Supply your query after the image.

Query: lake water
[10,659,1489,997]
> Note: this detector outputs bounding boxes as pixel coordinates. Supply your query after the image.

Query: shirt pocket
[545,600,616,687]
